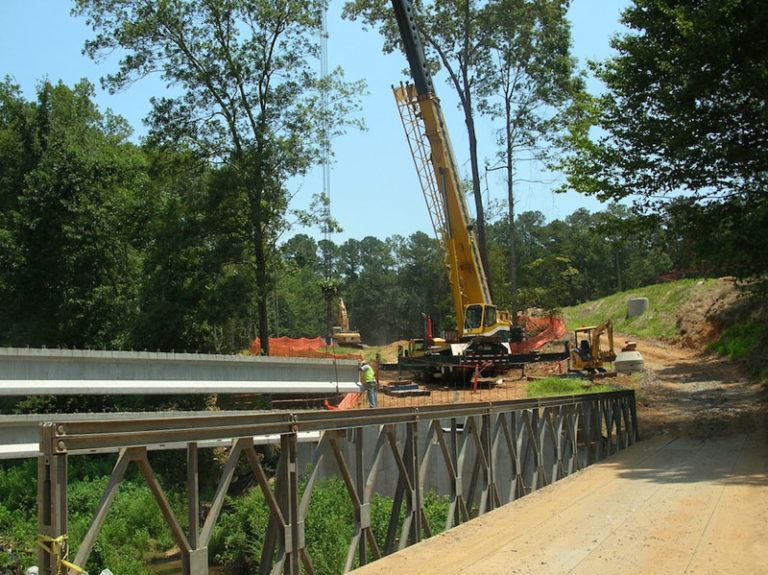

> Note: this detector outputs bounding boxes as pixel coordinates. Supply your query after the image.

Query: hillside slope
[562,277,748,346]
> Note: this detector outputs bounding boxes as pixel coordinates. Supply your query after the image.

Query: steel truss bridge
[35,390,638,575]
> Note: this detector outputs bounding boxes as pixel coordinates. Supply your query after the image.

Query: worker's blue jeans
[367,384,377,408]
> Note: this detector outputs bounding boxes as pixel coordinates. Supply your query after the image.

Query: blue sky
[0,0,631,243]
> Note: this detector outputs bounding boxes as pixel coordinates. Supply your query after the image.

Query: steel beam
[0,411,321,460]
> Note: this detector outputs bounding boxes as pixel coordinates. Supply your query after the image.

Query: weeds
[708,321,767,361]
[526,376,615,397]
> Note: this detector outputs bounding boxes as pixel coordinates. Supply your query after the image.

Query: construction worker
[359,360,378,408]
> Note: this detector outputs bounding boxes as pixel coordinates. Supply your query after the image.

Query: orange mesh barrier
[250,336,363,360]
[325,392,362,410]
[508,315,567,354]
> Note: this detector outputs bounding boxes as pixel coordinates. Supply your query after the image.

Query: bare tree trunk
[466,112,490,284]
[505,101,519,328]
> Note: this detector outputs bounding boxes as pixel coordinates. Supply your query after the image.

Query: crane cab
[462,304,516,341]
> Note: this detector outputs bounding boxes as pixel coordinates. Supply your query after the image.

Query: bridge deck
[350,433,768,574]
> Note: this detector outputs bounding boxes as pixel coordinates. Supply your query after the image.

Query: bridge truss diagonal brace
[34,390,638,575]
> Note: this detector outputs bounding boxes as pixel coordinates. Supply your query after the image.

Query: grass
[526,376,615,398]
[319,345,366,357]
[561,278,723,340]
[707,321,767,360]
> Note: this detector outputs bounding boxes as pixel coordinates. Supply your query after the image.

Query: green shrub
[68,476,182,575]
[305,477,354,574]
[209,487,270,573]
[208,474,450,575]
[0,460,37,570]
[422,490,450,535]
[708,321,767,360]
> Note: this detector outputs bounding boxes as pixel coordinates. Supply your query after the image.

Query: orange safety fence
[324,392,362,411]
[250,336,365,412]
[250,336,363,360]
[508,315,567,354]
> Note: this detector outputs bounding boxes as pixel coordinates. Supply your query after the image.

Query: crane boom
[390,0,511,340]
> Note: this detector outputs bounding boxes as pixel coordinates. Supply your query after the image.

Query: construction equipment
[569,320,617,374]
[389,0,568,381]
[332,298,362,347]
[390,0,510,344]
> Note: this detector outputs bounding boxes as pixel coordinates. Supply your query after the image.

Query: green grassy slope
[560,278,722,340]
[561,278,767,382]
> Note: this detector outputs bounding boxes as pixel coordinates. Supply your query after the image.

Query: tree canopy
[344,0,583,287]
[73,0,365,353]
[567,0,767,280]
[2,1,765,354]
[561,0,768,204]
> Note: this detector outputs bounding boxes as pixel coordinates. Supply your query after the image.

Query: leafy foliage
[68,477,181,575]
[563,0,768,201]
[0,78,151,348]
[0,7,762,352]
[73,0,365,355]
[708,321,768,361]
[208,474,448,574]
[0,461,37,570]
[558,0,768,280]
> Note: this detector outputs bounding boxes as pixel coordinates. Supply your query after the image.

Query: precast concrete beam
[0,347,362,396]
[0,379,361,395]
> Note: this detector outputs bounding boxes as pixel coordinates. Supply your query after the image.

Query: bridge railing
[37,389,638,575]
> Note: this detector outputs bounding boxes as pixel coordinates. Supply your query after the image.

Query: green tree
[559,0,768,277]
[275,234,327,338]
[393,231,451,335]
[74,0,364,354]
[0,80,152,348]
[344,0,496,275]
[480,0,585,317]
[131,145,219,352]
[491,210,549,307]
[339,236,403,344]
[0,79,33,321]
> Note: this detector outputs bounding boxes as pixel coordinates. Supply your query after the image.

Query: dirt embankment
[674,277,752,347]
[627,277,767,438]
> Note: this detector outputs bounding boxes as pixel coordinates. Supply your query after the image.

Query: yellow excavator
[569,320,616,375]
[332,298,362,348]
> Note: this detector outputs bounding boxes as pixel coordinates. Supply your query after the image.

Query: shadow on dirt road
[633,338,768,439]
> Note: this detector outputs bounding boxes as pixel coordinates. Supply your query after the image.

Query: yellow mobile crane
[389,0,568,380]
[390,0,510,344]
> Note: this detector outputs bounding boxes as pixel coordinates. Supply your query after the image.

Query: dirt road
[631,336,767,439]
[350,338,768,574]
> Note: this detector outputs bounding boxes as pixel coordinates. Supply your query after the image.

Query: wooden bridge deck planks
[349,432,768,574]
